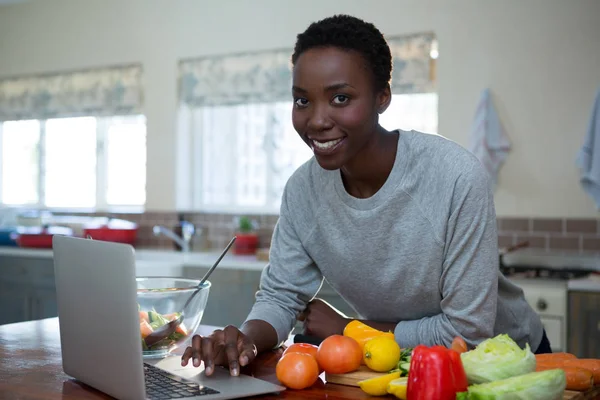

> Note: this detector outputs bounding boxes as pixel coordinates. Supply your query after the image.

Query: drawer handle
[536,299,547,311]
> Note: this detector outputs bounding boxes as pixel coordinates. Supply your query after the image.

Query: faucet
[153,221,196,252]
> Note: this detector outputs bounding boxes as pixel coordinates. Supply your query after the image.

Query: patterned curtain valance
[178,32,436,107]
[179,49,293,107]
[388,32,437,94]
[0,64,143,121]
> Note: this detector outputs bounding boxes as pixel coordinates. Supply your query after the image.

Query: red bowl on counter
[82,219,138,245]
[16,226,74,248]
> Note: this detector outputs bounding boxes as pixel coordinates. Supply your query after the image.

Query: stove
[500,265,593,353]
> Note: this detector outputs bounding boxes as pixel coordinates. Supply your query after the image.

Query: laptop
[52,235,286,400]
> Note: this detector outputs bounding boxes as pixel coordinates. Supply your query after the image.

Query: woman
[182,14,549,377]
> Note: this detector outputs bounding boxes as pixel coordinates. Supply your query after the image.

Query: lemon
[357,371,401,396]
[387,377,408,400]
[363,336,401,372]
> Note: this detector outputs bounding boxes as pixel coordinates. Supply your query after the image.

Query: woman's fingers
[223,325,241,376]
[191,334,202,367]
[181,334,202,366]
[181,344,194,366]
[201,336,216,375]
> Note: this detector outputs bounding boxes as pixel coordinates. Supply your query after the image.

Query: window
[189,102,313,213]
[0,120,40,205]
[0,115,146,210]
[187,93,437,214]
[380,93,438,135]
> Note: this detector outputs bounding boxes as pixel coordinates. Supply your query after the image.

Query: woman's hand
[181,325,258,377]
[298,298,350,339]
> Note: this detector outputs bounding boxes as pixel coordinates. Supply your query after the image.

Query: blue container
[0,227,18,247]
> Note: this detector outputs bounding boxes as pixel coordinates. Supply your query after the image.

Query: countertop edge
[0,247,269,271]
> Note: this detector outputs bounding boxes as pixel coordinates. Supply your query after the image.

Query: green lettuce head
[460,334,536,384]
[456,369,566,400]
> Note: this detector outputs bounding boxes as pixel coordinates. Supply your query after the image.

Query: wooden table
[0,318,370,399]
[2,319,599,400]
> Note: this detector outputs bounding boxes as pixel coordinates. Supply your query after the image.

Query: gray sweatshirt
[245,130,544,350]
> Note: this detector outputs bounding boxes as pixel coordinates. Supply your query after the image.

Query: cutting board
[326,366,600,399]
[325,366,382,386]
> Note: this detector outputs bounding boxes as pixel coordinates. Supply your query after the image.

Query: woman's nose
[307,105,334,132]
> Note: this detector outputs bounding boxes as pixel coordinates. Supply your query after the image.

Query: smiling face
[292,46,391,170]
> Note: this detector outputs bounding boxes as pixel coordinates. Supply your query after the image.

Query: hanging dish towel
[468,88,511,190]
[576,87,600,209]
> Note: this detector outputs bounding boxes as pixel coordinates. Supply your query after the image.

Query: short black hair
[291,14,392,91]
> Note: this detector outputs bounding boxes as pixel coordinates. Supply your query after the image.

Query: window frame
[0,115,146,213]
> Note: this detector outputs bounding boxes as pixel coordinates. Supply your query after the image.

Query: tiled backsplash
[71,212,280,251]
[497,217,600,252]
[58,212,600,254]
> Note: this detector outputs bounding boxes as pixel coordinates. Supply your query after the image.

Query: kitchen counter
[0,318,364,400]
[568,273,600,292]
[4,246,599,289]
[0,246,268,271]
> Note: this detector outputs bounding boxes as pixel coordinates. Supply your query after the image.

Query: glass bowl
[137,277,211,359]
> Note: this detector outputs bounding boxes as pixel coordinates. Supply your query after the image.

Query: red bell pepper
[407,345,469,400]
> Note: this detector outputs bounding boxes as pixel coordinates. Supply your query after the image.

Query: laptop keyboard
[144,363,220,399]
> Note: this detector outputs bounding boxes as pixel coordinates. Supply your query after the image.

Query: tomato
[283,343,319,359]
[284,343,323,373]
[451,336,468,354]
[276,352,320,390]
[316,335,362,374]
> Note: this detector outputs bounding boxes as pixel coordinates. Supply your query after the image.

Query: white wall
[0,0,599,217]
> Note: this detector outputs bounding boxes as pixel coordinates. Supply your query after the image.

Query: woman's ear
[376,85,392,114]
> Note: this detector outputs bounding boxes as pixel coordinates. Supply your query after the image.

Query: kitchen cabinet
[32,289,58,320]
[0,255,266,328]
[0,286,31,325]
[504,278,568,352]
[568,290,600,358]
[0,256,58,325]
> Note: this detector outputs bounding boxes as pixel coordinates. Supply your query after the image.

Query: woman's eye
[294,98,309,107]
[332,94,349,105]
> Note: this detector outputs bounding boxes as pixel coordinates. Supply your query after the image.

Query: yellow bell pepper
[343,320,396,351]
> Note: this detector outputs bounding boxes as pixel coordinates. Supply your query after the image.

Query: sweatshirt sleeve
[244,179,323,346]
[394,166,499,349]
